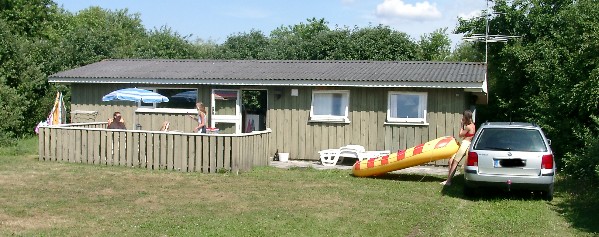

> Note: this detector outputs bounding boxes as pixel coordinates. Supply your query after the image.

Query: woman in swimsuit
[441,110,476,186]
[188,102,207,133]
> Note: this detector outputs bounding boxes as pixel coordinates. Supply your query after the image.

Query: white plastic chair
[339,145,390,162]
[319,145,391,166]
[318,149,341,166]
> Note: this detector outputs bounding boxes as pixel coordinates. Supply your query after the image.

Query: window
[474,128,547,152]
[387,92,427,124]
[310,90,349,122]
[138,88,198,112]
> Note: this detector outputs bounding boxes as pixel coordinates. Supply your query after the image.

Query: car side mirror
[547,139,551,145]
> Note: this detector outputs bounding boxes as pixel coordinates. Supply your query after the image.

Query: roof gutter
[48,77,486,91]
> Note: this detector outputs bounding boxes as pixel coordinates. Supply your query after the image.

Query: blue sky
[54,0,488,46]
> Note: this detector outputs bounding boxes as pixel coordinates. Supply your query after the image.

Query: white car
[464,122,556,200]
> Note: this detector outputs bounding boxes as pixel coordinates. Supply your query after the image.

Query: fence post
[38,127,45,161]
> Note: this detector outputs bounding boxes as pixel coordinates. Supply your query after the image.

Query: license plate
[500,159,526,167]
[494,159,501,168]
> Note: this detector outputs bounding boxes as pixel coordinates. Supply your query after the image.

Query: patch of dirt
[92,188,118,196]
[0,213,72,233]
[134,195,163,211]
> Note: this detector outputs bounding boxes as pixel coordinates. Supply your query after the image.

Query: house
[48,59,487,163]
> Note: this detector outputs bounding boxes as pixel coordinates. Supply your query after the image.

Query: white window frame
[310,90,350,123]
[387,91,428,124]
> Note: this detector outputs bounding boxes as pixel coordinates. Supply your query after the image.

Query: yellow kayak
[352,136,459,177]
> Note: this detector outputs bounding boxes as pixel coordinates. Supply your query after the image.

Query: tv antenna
[462,0,520,64]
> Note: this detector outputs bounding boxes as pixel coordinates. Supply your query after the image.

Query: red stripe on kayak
[397,150,406,160]
[434,136,454,149]
[354,162,361,170]
[381,155,389,165]
[367,159,375,168]
[413,144,424,155]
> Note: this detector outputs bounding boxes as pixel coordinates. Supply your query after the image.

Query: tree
[456,0,599,172]
[269,17,332,60]
[347,25,418,61]
[447,41,484,62]
[219,30,270,59]
[417,28,451,61]
[192,38,219,59]
[0,0,59,37]
[133,26,202,59]
[219,18,422,61]
[59,7,147,66]
[0,2,64,143]
[0,3,207,144]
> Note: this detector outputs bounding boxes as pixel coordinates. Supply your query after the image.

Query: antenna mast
[462,0,520,64]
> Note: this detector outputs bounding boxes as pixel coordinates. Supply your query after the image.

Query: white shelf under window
[71,110,98,115]
[308,118,351,124]
[384,121,429,126]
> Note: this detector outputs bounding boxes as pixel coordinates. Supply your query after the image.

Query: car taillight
[541,154,554,169]
[467,152,478,166]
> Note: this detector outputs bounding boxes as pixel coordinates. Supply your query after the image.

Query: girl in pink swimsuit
[441,110,476,186]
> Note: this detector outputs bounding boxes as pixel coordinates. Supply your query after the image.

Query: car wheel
[541,184,554,201]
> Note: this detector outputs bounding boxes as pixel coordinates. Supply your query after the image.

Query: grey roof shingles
[49,59,486,83]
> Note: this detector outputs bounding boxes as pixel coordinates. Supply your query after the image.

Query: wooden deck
[37,122,272,173]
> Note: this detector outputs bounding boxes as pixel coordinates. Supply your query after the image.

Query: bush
[563,139,599,181]
[562,116,599,181]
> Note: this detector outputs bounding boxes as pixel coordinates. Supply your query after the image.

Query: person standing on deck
[188,102,207,133]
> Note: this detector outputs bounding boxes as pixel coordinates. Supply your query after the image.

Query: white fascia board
[49,77,485,90]
[482,75,488,93]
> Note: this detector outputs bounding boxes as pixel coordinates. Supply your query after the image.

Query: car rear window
[473,128,548,152]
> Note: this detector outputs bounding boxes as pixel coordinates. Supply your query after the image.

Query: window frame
[309,90,350,123]
[386,91,428,124]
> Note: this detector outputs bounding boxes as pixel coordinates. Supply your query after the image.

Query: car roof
[480,122,540,129]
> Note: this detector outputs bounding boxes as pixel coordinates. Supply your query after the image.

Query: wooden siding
[38,123,271,173]
[71,84,467,166]
[267,87,466,165]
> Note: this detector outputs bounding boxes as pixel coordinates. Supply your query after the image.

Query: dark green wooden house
[49,59,487,162]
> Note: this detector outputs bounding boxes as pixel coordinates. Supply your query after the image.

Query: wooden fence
[38,122,272,173]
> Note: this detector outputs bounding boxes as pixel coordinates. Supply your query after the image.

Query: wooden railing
[38,122,272,173]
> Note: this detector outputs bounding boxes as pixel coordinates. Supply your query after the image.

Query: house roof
[49,59,487,91]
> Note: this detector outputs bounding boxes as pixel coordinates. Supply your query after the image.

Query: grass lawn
[1,137,598,236]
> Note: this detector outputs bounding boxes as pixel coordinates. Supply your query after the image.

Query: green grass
[0,137,598,236]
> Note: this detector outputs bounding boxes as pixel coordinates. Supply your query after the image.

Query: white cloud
[375,0,442,22]
[458,10,482,20]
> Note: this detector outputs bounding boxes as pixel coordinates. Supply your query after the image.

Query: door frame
[210,89,241,133]
[241,88,269,132]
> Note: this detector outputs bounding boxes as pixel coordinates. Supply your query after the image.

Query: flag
[47,92,65,125]
[36,92,64,134]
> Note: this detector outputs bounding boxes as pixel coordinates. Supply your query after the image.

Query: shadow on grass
[366,173,445,183]
[551,177,599,235]
[439,175,553,201]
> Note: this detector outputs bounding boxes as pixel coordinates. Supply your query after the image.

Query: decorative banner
[36,92,65,133]
[52,92,64,125]
[48,92,65,125]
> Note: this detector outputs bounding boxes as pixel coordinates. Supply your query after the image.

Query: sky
[54,0,488,47]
